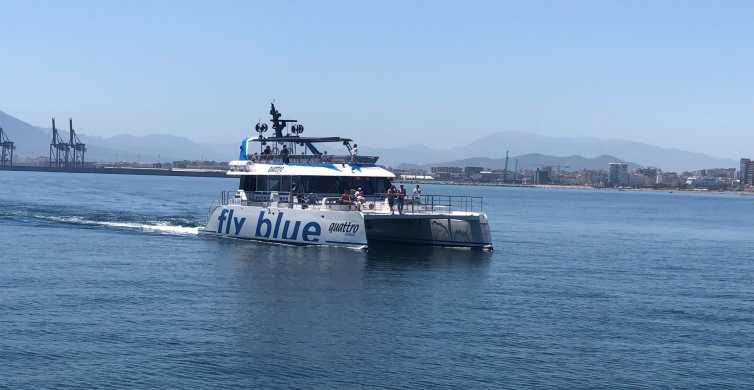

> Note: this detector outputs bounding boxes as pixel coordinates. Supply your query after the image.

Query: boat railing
[410,194,484,214]
[248,154,379,165]
[218,190,484,215]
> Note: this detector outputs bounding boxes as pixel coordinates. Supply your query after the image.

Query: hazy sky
[2,1,752,157]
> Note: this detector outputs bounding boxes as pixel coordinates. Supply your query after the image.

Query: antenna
[269,102,298,138]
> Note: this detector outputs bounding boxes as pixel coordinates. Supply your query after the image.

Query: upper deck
[250,152,379,165]
[232,103,394,179]
[227,160,395,178]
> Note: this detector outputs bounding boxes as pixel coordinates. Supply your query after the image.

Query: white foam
[98,221,200,235]
[36,215,199,235]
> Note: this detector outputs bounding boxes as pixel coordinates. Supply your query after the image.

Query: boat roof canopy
[228,160,395,178]
[251,136,353,144]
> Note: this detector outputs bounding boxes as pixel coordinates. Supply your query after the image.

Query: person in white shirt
[354,187,366,210]
[412,184,422,203]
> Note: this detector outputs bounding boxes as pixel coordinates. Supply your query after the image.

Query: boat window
[256,175,267,191]
[240,176,257,192]
[295,176,339,194]
[246,175,389,195]
[268,176,281,191]
[292,176,303,193]
[281,176,292,192]
[341,177,388,194]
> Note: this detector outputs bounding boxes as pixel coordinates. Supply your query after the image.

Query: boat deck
[215,190,485,217]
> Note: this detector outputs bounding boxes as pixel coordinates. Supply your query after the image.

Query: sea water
[1,171,752,388]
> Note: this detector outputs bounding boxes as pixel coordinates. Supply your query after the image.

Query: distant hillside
[423,153,640,171]
[367,131,737,172]
[0,110,50,158]
[80,133,233,162]
[0,110,234,162]
[458,132,736,172]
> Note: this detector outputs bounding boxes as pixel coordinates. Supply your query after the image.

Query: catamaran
[203,104,493,250]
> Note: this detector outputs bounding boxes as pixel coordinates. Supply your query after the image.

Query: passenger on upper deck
[280,145,290,164]
[263,145,272,155]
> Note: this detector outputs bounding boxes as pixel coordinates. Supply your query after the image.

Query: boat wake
[40,215,200,235]
[0,203,200,236]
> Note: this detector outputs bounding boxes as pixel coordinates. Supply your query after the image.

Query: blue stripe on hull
[203,231,367,248]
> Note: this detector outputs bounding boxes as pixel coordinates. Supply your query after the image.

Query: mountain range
[363,132,737,172]
[0,110,738,171]
[0,110,232,162]
[419,154,641,171]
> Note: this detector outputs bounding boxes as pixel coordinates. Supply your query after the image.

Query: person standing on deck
[355,187,366,209]
[280,145,290,164]
[386,185,396,215]
[412,184,422,203]
[290,183,300,206]
[397,184,407,214]
[340,190,353,208]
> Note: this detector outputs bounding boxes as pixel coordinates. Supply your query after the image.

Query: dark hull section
[364,214,493,250]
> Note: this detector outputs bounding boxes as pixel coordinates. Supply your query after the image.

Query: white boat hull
[204,204,493,250]
[204,204,368,248]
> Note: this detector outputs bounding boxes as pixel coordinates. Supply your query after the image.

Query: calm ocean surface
[1,171,753,389]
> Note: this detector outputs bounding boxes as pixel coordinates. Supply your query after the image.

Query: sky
[1,1,752,158]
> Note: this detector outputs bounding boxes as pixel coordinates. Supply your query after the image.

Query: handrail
[248,154,379,165]
[217,190,484,214]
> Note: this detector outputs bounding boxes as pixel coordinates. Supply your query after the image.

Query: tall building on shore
[608,163,629,187]
[463,166,484,178]
[740,158,754,186]
[430,166,464,181]
[534,167,552,184]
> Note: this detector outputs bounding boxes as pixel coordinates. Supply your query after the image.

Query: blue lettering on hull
[216,208,246,235]
[215,209,366,245]
[227,209,322,242]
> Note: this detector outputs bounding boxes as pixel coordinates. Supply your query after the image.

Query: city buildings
[740,158,754,187]
[657,172,680,187]
[387,160,749,191]
[633,167,659,187]
[429,166,464,181]
[534,167,552,185]
[463,166,484,178]
[608,163,629,187]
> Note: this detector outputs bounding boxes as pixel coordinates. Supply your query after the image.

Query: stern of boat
[363,195,493,250]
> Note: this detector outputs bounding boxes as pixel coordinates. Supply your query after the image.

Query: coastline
[397,179,754,195]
